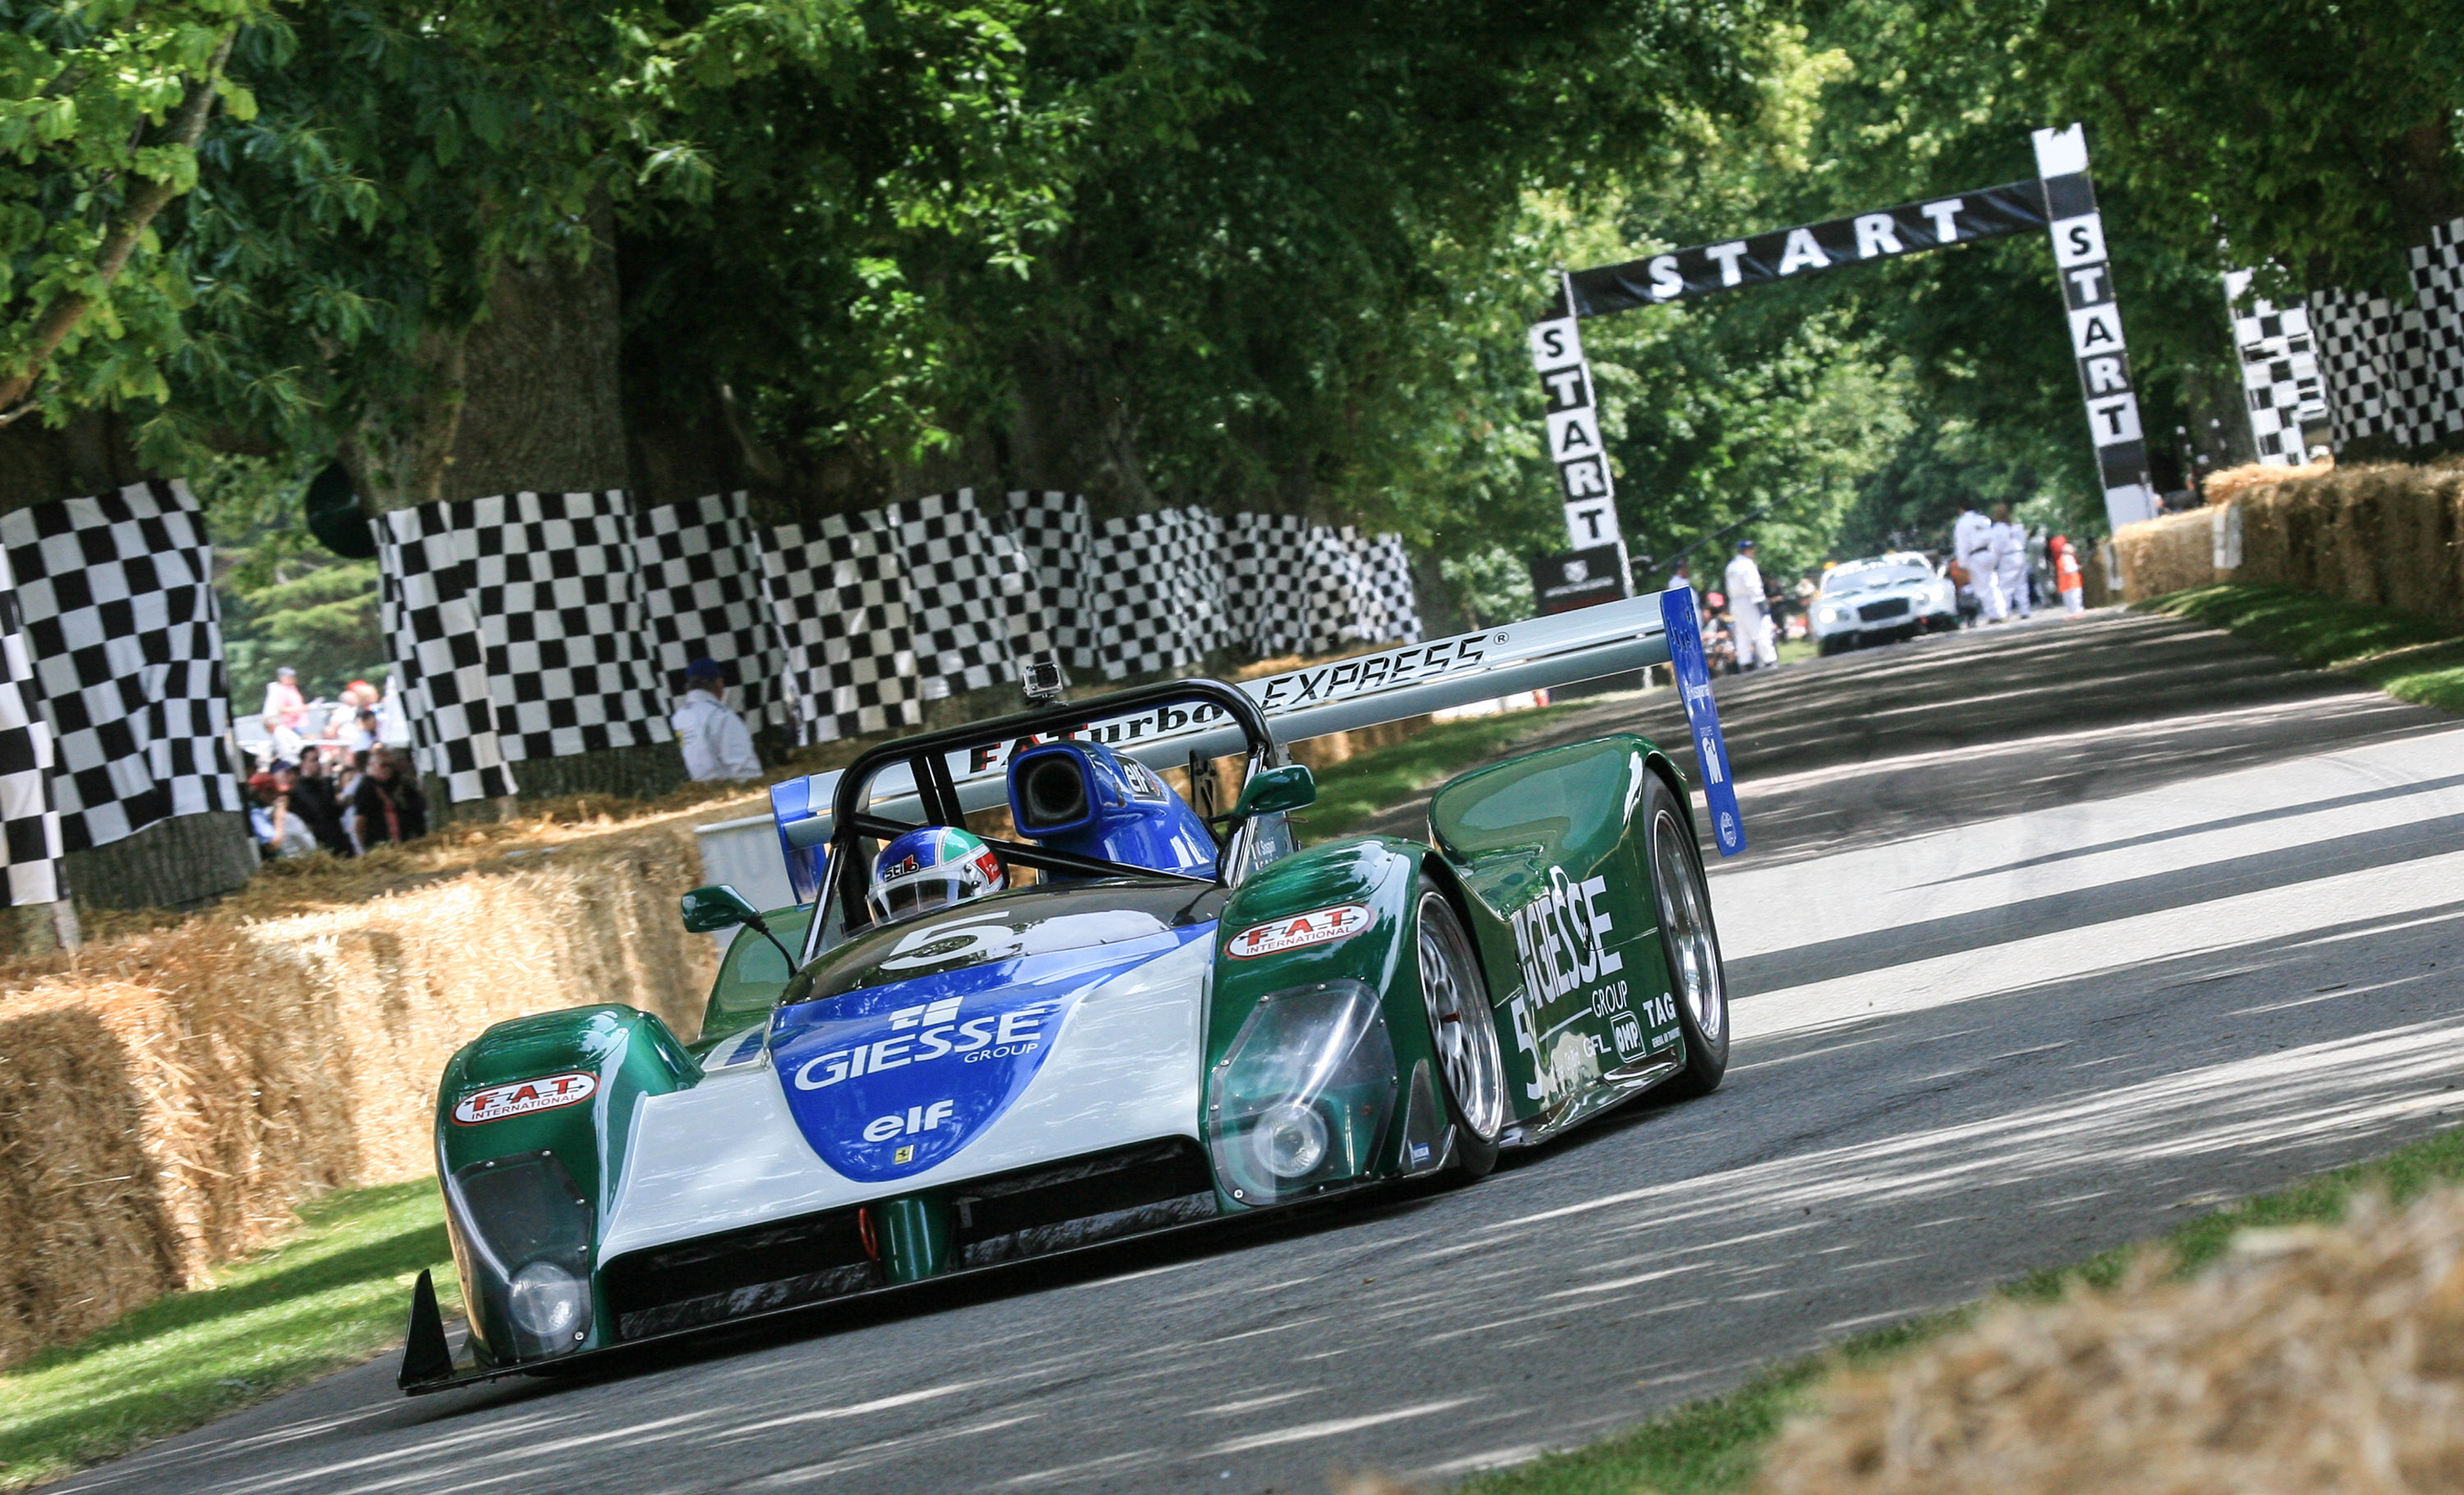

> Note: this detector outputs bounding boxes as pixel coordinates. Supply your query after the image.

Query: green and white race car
[400,595,1735,1391]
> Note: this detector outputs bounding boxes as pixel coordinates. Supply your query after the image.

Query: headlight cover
[1207,980,1397,1205]
[1818,605,1846,624]
[445,1150,595,1361]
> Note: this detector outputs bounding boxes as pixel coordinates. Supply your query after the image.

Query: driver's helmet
[867,826,1005,924]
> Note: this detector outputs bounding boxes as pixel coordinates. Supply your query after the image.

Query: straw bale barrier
[1754,1187,2464,1494]
[0,825,716,1369]
[2113,459,2464,618]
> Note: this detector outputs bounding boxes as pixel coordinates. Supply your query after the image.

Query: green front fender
[1207,837,1441,1203]
[432,1005,700,1365]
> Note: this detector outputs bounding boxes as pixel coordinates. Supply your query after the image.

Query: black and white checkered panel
[376,504,517,803]
[2230,282,2328,466]
[1004,490,1089,672]
[2406,218,2464,443]
[2309,217,2464,451]
[1354,531,1423,645]
[1299,524,1378,654]
[761,510,922,743]
[465,491,669,763]
[636,492,791,729]
[1225,513,1312,656]
[890,491,1055,698]
[0,545,60,904]
[1083,508,1224,681]
[0,481,241,853]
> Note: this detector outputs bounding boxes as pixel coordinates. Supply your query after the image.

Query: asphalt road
[63,609,2464,1495]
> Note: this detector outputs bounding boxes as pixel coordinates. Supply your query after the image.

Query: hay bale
[2204,456,2332,508]
[2111,510,2219,602]
[2229,462,2464,623]
[0,821,717,1368]
[1754,1188,2464,1495]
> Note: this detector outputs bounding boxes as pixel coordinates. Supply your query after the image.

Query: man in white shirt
[672,658,764,781]
[1951,504,2002,622]
[1723,540,1778,670]
[1990,504,2030,619]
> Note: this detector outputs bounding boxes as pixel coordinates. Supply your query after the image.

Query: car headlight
[1207,981,1397,1205]
[445,1150,596,1361]
[1818,605,1847,624]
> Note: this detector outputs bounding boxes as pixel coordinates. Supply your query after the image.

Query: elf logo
[451,1071,598,1125]
[862,1099,957,1143]
[1226,903,1371,959]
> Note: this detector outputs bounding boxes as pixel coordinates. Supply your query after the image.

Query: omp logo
[451,1072,597,1126]
[864,1099,957,1143]
[1508,866,1624,1005]
[1226,903,1371,959]
[793,1002,1057,1090]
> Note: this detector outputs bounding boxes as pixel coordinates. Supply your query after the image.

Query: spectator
[347,706,380,761]
[2053,535,2086,617]
[289,748,355,857]
[1668,560,1695,592]
[1990,504,2030,619]
[672,657,764,781]
[324,679,375,744]
[354,747,428,847]
[248,770,318,858]
[1952,504,2002,622]
[1723,540,1778,670]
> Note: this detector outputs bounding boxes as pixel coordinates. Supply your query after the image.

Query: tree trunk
[352,201,685,807]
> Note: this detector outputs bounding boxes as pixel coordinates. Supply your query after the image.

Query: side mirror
[1231,763,1317,818]
[680,884,761,934]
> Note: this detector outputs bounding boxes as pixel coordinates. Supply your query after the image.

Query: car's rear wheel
[1417,883,1504,1181]
[1643,777,1729,1098]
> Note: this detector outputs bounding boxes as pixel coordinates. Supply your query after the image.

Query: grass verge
[2147,583,2464,714]
[0,1180,454,1493]
[1456,1120,2464,1495]
[1299,703,1586,841]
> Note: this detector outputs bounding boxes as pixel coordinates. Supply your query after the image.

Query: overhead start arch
[1530,123,2155,581]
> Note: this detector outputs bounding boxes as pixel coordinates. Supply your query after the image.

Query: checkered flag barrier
[888,491,1053,698]
[2306,216,2464,452]
[637,492,792,728]
[761,509,922,743]
[0,545,60,904]
[1004,490,1091,668]
[470,491,669,762]
[2227,271,2329,467]
[0,480,241,856]
[377,506,518,803]
[1080,507,1233,681]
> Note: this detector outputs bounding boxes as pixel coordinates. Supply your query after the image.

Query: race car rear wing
[753,591,1682,900]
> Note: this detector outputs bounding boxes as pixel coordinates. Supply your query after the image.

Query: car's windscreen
[788,878,1225,1007]
[698,904,817,1048]
[1823,560,1933,594]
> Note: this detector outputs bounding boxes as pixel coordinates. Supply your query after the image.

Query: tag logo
[452,1072,598,1125]
[1227,903,1372,959]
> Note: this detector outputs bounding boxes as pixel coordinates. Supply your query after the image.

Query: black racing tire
[1815,634,1848,657]
[1415,880,1504,1183]
[1641,775,1730,1098]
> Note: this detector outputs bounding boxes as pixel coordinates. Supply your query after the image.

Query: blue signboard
[1657,588,1746,858]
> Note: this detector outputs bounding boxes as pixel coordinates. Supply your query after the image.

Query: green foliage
[195,456,384,709]
[0,0,269,427]
[2039,0,2464,293]
[0,1179,457,1494]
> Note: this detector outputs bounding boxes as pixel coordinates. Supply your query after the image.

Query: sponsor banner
[1531,546,1627,615]
[1657,588,1745,858]
[1226,903,1371,959]
[1566,180,2050,315]
[452,1071,599,1125]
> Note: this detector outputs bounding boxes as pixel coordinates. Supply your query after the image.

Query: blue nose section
[770,930,1206,1183]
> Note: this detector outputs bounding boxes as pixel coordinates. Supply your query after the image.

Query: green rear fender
[1208,838,1435,1200]
[1428,735,1692,1124]
[432,1005,700,1364]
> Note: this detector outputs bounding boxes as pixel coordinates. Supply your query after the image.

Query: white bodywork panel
[601,936,1211,1260]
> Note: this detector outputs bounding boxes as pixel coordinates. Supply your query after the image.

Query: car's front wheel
[1416,882,1505,1181]
[1642,777,1730,1098]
